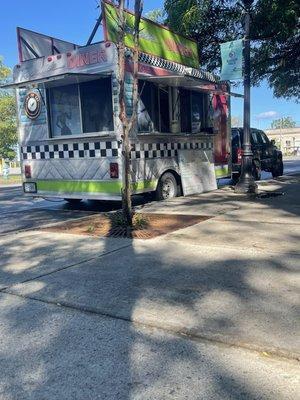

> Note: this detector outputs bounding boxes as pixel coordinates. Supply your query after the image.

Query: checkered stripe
[138,52,218,83]
[21,140,213,161]
[130,142,213,160]
[21,141,121,160]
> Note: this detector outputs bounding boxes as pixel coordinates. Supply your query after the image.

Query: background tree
[0,58,17,161]
[145,9,166,23]
[164,0,241,71]
[271,116,296,129]
[231,115,242,127]
[116,0,143,227]
[164,0,300,101]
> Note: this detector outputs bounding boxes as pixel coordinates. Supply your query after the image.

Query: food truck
[3,1,231,202]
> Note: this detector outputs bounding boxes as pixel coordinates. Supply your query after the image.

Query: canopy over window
[1,72,112,90]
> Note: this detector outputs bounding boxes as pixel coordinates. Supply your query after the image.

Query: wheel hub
[162,178,175,199]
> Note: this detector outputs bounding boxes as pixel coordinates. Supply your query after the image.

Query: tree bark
[116,0,143,227]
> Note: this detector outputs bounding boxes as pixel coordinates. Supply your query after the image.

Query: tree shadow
[1,230,299,398]
[0,174,299,398]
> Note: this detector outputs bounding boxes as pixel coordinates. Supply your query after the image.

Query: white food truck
[4,1,232,203]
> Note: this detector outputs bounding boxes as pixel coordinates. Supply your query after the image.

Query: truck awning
[139,74,229,95]
[139,74,244,97]
[1,72,112,89]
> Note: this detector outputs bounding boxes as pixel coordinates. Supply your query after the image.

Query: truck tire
[64,198,82,205]
[253,160,261,181]
[272,160,284,178]
[156,172,178,201]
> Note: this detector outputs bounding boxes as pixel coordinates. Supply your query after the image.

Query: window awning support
[20,36,40,59]
[86,12,103,46]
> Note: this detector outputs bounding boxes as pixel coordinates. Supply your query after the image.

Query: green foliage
[0,58,17,160]
[231,115,242,127]
[271,117,296,129]
[145,8,166,24]
[109,211,149,229]
[251,0,300,100]
[164,0,300,100]
[0,57,11,81]
[164,0,241,72]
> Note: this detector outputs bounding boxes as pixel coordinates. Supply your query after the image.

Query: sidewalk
[2,175,299,356]
[0,175,299,399]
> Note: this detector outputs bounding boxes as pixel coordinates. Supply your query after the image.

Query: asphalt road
[1,157,300,236]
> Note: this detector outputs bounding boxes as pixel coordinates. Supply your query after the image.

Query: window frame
[137,79,211,136]
[47,77,115,140]
[257,130,269,145]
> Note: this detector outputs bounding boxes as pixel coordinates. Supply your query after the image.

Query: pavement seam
[162,238,300,256]
[0,242,132,292]
[2,290,299,364]
[213,219,300,226]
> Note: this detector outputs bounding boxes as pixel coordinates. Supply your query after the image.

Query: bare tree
[116,0,143,227]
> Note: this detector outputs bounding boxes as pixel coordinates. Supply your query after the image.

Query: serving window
[180,89,210,134]
[138,80,210,135]
[48,77,113,137]
[138,81,171,133]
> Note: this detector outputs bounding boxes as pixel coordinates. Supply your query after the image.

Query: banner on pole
[220,39,243,80]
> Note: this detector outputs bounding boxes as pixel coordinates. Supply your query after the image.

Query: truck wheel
[272,160,284,178]
[156,172,178,201]
[253,160,261,181]
[64,198,82,205]
[232,174,240,184]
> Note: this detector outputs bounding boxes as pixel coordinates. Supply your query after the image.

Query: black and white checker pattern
[21,140,213,161]
[21,141,121,160]
[139,52,218,84]
[130,141,212,160]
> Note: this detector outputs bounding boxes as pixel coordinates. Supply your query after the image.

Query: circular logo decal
[24,92,41,119]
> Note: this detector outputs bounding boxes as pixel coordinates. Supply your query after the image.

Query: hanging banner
[220,39,243,80]
[102,1,199,69]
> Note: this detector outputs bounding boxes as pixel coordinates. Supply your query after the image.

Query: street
[1,157,300,235]
[0,158,299,399]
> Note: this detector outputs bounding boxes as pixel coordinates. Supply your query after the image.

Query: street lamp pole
[235,0,258,194]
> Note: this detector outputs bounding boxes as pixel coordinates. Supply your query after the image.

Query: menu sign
[178,149,217,195]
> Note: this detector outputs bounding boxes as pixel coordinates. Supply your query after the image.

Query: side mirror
[270,139,276,146]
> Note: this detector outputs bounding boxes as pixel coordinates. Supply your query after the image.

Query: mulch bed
[42,212,211,239]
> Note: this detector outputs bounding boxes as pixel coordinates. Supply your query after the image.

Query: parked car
[231,127,284,182]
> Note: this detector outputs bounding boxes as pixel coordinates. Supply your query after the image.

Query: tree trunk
[116,0,143,227]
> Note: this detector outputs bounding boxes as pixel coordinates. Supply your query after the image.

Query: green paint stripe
[132,180,157,191]
[215,166,229,178]
[37,180,122,194]
[36,179,157,194]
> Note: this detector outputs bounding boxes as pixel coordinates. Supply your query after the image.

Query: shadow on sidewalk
[0,175,299,398]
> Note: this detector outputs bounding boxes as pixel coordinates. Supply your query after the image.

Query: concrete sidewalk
[0,175,299,398]
[2,176,300,356]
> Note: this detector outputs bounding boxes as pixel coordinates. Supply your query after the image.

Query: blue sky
[0,0,299,129]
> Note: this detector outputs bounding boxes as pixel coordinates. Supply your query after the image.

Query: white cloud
[255,111,280,119]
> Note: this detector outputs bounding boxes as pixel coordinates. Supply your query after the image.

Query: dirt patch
[41,212,211,239]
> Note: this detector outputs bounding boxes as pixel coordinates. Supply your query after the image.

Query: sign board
[220,39,243,80]
[102,1,199,68]
[17,27,78,62]
[12,42,116,85]
[178,150,217,196]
